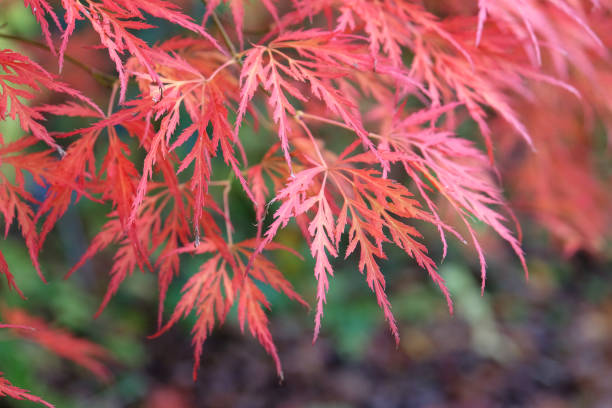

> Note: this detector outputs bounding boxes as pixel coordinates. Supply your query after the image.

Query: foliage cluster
[0,0,610,405]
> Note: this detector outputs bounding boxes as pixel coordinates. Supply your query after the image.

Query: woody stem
[208,7,242,64]
[0,32,115,87]
[209,179,234,246]
[223,180,233,246]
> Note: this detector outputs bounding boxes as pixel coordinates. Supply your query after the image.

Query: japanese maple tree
[0,0,611,405]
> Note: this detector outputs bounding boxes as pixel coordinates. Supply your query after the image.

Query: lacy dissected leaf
[409,17,582,155]
[156,238,305,379]
[2,0,611,382]
[2,307,112,380]
[236,276,283,377]
[24,0,62,53]
[66,184,177,317]
[126,40,252,226]
[289,0,410,66]
[58,0,222,101]
[234,239,308,308]
[80,127,151,280]
[254,140,453,342]
[374,103,527,290]
[34,105,104,250]
[237,30,385,172]
[103,131,139,226]
[255,165,325,252]
[95,222,153,317]
[0,373,54,408]
[0,137,56,281]
[246,143,288,237]
[0,49,101,151]
[496,83,612,256]
[154,251,230,379]
[284,1,590,154]
[0,250,24,298]
[289,0,471,69]
[334,160,453,339]
[307,181,338,341]
[204,0,280,49]
[475,0,603,62]
[60,116,182,314]
[149,178,191,326]
[235,240,307,379]
[247,142,338,340]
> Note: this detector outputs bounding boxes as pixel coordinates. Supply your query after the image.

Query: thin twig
[294,114,328,168]
[106,81,119,117]
[223,180,233,246]
[0,32,116,87]
[296,110,357,133]
[211,11,240,60]
[208,179,234,246]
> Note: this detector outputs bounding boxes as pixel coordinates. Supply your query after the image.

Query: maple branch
[0,32,115,88]
[252,104,276,131]
[106,82,120,117]
[301,111,476,215]
[208,9,240,62]
[296,111,360,134]
[206,58,238,82]
[296,111,381,152]
[223,180,233,246]
[294,114,328,168]
[209,180,234,246]
[208,180,230,187]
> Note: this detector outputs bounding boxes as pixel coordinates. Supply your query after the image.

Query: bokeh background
[1,1,612,407]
